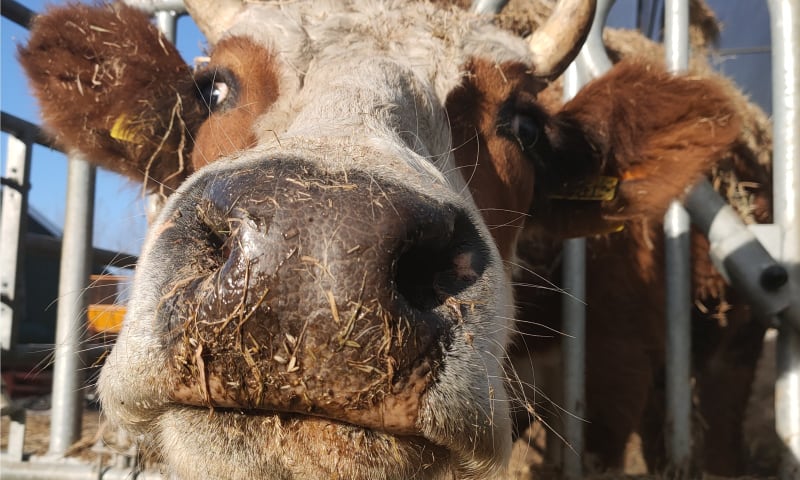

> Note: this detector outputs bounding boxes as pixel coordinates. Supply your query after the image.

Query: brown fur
[446,59,546,261]
[542,61,740,227]
[18,3,205,193]
[191,37,280,168]
[448,58,741,246]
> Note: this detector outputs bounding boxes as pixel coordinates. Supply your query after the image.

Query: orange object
[87,274,130,335]
[88,304,126,334]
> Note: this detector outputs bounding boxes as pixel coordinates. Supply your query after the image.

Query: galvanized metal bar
[561,239,586,478]
[558,3,614,474]
[1,0,35,28]
[1,112,56,150]
[767,0,800,477]
[1,134,32,351]
[0,461,161,479]
[665,0,689,72]
[1,399,27,462]
[663,0,692,472]
[663,200,692,469]
[470,0,508,14]
[575,0,613,78]
[561,62,587,480]
[155,9,179,42]
[48,155,96,455]
[123,0,186,15]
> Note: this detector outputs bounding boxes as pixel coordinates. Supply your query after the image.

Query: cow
[19,1,742,478]
[505,12,775,476]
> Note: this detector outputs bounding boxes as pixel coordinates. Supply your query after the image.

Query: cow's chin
[156,406,455,480]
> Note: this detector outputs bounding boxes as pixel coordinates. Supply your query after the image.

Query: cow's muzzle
[152,159,489,434]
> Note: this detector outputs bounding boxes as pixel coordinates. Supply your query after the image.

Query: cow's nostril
[395,213,485,311]
[196,201,234,264]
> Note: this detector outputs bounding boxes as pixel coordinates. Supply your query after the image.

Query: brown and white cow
[20,1,741,478]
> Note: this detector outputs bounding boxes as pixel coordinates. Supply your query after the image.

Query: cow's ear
[19,3,206,193]
[532,60,741,237]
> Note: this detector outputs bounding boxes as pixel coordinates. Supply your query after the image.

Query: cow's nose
[157,159,488,433]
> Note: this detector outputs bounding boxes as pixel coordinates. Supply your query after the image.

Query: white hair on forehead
[222,0,533,102]
[218,0,533,202]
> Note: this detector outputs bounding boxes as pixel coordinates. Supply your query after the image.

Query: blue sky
[2,0,771,257]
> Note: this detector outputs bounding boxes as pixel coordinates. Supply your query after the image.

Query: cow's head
[20,1,739,478]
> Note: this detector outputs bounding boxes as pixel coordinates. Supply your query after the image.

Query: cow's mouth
[165,342,439,436]
[156,403,455,479]
[177,404,439,446]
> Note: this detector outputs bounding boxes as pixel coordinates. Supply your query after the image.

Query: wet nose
[156,159,488,432]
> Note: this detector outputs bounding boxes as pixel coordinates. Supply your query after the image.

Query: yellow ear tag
[548,176,619,201]
[110,115,139,143]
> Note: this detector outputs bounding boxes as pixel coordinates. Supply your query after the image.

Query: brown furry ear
[532,59,741,237]
[19,2,205,193]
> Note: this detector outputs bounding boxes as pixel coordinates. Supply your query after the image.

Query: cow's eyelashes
[510,113,541,151]
[195,68,238,113]
[497,108,545,157]
[201,82,229,110]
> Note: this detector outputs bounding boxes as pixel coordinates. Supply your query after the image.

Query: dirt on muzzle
[149,159,490,434]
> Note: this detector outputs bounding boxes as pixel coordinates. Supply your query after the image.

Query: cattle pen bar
[766,0,800,476]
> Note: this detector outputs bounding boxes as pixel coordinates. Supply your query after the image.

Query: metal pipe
[560,62,587,480]
[1,403,26,462]
[48,155,96,455]
[1,135,32,351]
[684,179,790,320]
[1,112,57,150]
[665,0,689,73]
[155,9,179,42]
[0,460,162,479]
[575,0,613,78]
[470,0,508,14]
[767,0,800,477]
[663,200,692,470]
[558,3,613,474]
[0,0,35,28]
[122,0,186,15]
[663,0,692,472]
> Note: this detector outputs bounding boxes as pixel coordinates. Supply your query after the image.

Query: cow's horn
[183,0,244,44]
[528,0,596,79]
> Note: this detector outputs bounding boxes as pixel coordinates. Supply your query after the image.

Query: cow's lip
[166,351,436,436]
[186,405,431,440]
[173,404,448,458]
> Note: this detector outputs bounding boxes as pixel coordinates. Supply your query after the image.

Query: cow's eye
[510,113,541,152]
[195,68,237,113]
[497,99,549,159]
[200,82,229,111]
